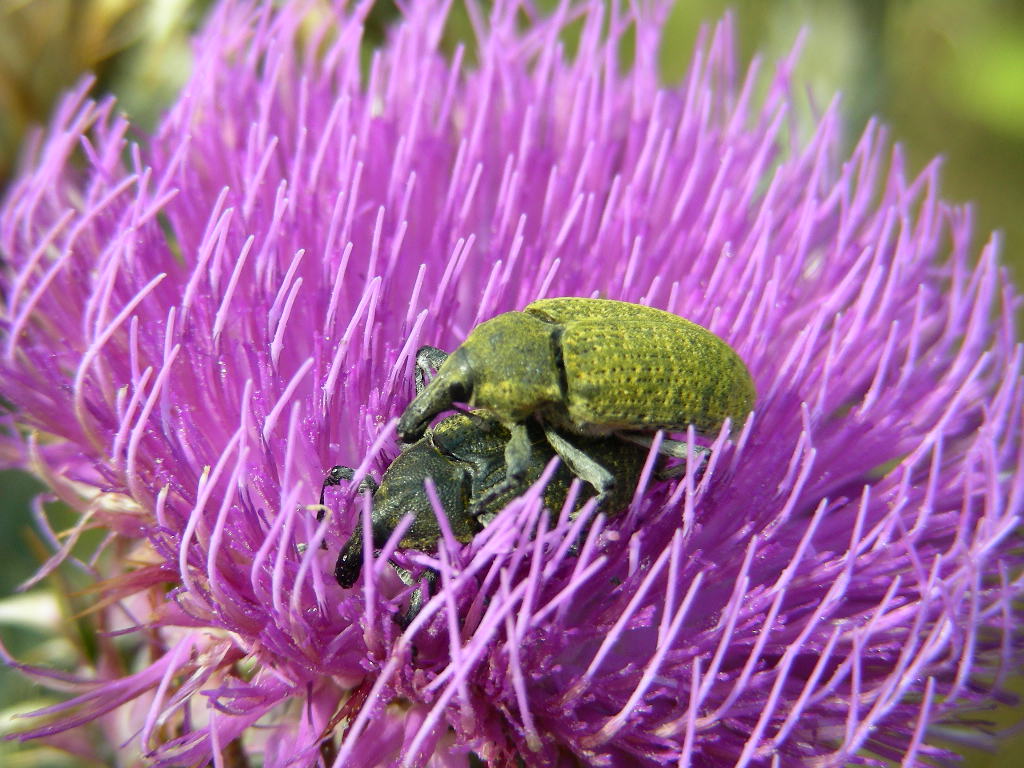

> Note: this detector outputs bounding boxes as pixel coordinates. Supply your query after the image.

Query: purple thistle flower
[1,0,1021,766]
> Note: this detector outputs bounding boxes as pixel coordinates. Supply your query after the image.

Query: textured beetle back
[525,299,755,435]
[527,296,684,324]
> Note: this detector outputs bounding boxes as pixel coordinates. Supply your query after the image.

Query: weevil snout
[397,348,473,442]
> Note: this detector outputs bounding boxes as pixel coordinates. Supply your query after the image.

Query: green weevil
[397,297,755,501]
[324,410,650,590]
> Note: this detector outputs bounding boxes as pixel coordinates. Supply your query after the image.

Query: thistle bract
[1,1,1021,766]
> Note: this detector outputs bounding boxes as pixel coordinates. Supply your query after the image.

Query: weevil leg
[413,345,449,395]
[319,466,353,514]
[658,437,710,463]
[466,423,532,515]
[616,433,710,479]
[504,422,533,482]
[393,566,438,627]
[543,426,616,502]
[615,432,710,461]
[319,465,378,513]
[319,466,378,550]
[656,439,709,480]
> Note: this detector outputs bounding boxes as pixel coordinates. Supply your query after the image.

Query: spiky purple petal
[1,1,1021,766]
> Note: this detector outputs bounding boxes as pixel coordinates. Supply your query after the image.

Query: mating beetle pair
[322,297,755,590]
[326,410,650,589]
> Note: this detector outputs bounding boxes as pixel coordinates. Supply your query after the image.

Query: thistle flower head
[1,1,1021,766]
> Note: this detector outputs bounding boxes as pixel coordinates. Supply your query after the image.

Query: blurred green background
[1,0,1021,765]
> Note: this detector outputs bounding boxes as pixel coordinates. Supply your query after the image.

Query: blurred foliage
[0,0,214,181]
[658,0,1024,304]
[2,0,1021,286]
[1,1,1022,765]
